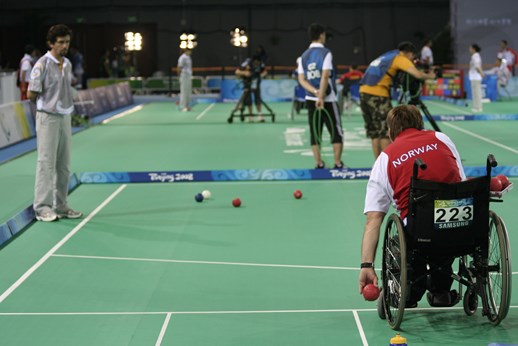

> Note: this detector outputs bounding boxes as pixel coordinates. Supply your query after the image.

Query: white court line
[101,105,145,124]
[426,100,466,114]
[352,310,369,346]
[0,185,127,304]
[195,103,215,120]
[51,254,359,271]
[429,101,518,154]
[1,305,517,316]
[442,122,518,154]
[155,312,172,346]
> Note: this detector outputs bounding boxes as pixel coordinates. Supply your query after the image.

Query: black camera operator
[235,54,267,122]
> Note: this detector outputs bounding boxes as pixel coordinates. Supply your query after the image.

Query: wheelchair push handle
[486,154,498,176]
[413,158,427,178]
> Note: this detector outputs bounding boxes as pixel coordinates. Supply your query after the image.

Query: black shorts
[243,88,261,106]
[306,100,344,146]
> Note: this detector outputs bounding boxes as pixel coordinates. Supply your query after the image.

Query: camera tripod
[227,87,276,123]
[397,91,441,132]
[410,99,441,132]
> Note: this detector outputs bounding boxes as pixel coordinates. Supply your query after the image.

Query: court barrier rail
[1,163,516,249]
[0,83,134,150]
[87,75,518,103]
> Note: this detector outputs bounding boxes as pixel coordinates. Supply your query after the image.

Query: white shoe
[55,208,83,219]
[36,210,58,222]
[471,108,482,113]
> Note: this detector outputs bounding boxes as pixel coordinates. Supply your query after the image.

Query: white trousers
[179,73,192,109]
[471,80,483,111]
[34,112,71,213]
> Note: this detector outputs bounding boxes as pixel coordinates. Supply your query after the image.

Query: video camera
[393,61,442,105]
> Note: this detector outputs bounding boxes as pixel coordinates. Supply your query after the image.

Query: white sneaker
[56,208,83,219]
[36,210,58,222]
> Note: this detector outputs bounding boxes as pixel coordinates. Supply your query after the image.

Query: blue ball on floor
[195,193,204,202]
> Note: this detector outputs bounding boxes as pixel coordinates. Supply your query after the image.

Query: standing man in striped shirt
[28,24,83,222]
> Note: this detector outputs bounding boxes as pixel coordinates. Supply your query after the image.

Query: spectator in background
[469,43,484,113]
[485,55,511,98]
[100,49,111,77]
[28,24,82,222]
[499,40,517,75]
[176,48,193,112]
[69,47,85,89]
[338,65,364,114]
[420,39,434,68]
[19,44,38,100]
[255,45,268,63]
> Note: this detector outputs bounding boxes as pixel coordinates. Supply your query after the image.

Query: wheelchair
[378,155,512,330]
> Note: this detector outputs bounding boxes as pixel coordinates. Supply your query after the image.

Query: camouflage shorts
[360,93,392,139]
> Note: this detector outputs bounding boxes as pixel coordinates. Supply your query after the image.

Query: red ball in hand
[496,174,510,189]
[490,177,503,191]
[362,284,380,301]
[293,189,303,199]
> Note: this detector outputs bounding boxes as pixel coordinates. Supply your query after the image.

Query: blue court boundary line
[0,174,81,248]
[79,165,518,184]
[1,165,516,248]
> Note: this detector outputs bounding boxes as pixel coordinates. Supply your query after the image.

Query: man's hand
[27,90,38,103]
[359,268,378,294]
[316,96,324,109]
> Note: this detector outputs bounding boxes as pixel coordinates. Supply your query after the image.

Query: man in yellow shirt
[360,42,435,158]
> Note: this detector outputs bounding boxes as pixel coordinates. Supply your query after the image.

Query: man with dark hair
[360,42,436,159]
[28,24,82,222]
[297,23,344,169]
[358,104,465,307]
[19,44,38,100]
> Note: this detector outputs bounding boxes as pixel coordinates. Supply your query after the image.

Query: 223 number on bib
[434,198,474,230]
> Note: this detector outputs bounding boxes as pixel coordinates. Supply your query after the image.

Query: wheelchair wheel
[484,211,512,325]
[463,288,478,316]
[381,214,407,330]
[377,290,386,320]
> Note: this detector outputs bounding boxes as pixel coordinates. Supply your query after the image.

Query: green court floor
[0,100,517,345]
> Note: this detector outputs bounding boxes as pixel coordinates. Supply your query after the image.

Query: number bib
[434,198,474,230]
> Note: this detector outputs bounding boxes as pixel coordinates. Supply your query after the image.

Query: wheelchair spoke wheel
[484,211,512,325]
[381,214,407,330]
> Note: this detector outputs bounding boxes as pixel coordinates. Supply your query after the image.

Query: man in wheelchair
[358,104,466,308]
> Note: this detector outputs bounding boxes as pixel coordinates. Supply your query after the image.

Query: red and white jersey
[364,128,466,219]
